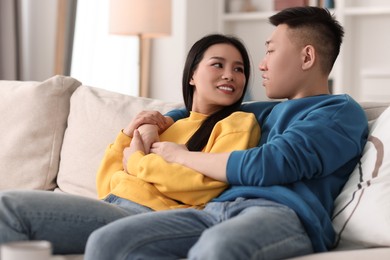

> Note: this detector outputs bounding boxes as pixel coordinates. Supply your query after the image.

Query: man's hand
[123,111,173,137]
[123,130,145,173]
[151,141,229,182]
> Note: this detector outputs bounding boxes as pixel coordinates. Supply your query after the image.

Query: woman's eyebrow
[209,56,244,66]
[209,56,225,61]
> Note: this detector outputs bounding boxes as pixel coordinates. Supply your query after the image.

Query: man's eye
[266,50,273,54]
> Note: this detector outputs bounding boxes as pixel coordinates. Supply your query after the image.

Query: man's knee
[85,227,115,260]
[188,228,234,259]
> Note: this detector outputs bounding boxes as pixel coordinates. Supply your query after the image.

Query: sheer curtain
[0,0,76,81]
[70,0,139,96]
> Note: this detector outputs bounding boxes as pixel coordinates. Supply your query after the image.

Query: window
[71,0,139,95]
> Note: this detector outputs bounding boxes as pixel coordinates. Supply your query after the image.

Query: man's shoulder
[314,94,365,118]
[297,94,368,131]
[286,94,364,116]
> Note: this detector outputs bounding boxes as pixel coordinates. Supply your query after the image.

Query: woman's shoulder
[228,111,257,120]
[218,111,259,130]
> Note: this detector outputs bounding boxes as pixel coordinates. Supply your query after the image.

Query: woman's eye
[212,63,223,68]
[235,67,244,73]
[266,50,273,54]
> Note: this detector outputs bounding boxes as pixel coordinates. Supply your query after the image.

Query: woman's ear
[189,77,195,86]
[301,45,315,70]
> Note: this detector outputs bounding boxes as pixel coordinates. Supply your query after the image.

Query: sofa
[1,75,390,259]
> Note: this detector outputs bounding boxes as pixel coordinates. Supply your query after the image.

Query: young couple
[0,6,368,260]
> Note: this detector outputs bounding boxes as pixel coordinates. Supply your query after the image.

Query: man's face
[259,24,307,100]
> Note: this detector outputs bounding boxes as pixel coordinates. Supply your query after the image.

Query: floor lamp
[109,0,171,97]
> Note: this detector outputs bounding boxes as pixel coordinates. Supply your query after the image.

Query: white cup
[1,240,52,260]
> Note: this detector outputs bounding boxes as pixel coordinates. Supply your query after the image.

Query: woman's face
[190,43,246,115]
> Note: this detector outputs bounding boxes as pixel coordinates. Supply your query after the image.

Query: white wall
[148,0,186,102]
[149,0,218,102]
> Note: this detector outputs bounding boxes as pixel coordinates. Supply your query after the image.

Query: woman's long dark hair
[182,34,251,151]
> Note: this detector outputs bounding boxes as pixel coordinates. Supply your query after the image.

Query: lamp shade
[109,0,171,38]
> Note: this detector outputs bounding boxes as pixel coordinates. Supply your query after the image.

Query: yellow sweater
[96,111,260,211]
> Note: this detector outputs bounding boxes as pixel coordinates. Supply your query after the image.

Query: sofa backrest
[54,84,183,198]
[360,101,390,122]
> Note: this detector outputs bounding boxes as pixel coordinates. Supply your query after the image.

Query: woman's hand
[123,130,145,172]
[138,124,159,154]
[150,142,189,164]
[123,111,173,137]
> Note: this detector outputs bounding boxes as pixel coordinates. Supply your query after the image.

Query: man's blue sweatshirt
[166,94,368,252]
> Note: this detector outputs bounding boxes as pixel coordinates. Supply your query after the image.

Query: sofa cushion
[332,105,390,247]
[56,85,183,198]
[0,75,81,191]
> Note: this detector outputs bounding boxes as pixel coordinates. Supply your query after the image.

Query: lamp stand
[138,35,151,98]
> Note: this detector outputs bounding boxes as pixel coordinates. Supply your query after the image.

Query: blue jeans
[0,191,152,254]
[85,197,313,260]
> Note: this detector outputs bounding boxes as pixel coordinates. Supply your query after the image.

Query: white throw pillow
[0,76,81,191]
[56,85,183,198]
[333,106,390,247]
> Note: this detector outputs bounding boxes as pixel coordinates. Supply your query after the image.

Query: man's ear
[301,45,315,70]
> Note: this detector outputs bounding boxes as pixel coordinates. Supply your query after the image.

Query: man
[85,6,368,260]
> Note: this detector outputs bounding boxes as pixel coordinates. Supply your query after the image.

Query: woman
[0,34,259,255]
[96,33,260,210]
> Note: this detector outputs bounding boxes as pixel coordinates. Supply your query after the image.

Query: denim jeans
[85,197,313,260]
[0,191,152,254]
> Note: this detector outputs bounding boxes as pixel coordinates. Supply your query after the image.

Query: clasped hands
[122,111,187,172]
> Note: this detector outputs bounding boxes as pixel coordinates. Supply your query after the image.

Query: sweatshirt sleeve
[96,131,131,199]
[227,101,368,187]
[135,112,260,206]
[164,108,189,122]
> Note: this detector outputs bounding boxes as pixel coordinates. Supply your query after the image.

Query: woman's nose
[222,71,233,81]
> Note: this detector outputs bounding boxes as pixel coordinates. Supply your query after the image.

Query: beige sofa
[1,75,390,259]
